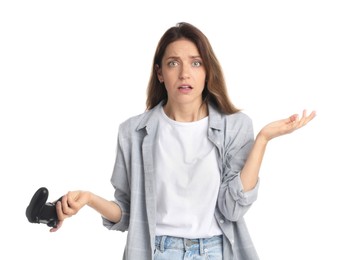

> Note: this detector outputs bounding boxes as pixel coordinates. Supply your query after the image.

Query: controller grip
[26,187,62,228]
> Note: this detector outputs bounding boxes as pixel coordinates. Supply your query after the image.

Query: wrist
[84,191,93,206]
[256,132,269,145]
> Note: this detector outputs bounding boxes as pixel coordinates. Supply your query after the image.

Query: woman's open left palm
[259,110,316,142]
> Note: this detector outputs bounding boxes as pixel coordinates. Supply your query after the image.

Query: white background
[1,0,344,259]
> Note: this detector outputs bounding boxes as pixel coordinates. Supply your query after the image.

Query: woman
[52,22,316,260]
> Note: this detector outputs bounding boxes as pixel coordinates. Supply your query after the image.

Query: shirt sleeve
[217,113,259,222]
[102,125,130,231]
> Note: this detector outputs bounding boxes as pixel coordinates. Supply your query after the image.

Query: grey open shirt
[103,102,260,260]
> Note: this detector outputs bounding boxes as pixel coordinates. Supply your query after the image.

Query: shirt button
[230,239,235,244]
[219,219,224,224]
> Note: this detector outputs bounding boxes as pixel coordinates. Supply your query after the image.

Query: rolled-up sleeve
[217,114,259,222]
[102,125,131,231]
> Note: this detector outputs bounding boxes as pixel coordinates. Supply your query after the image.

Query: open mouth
[178,85,192,90]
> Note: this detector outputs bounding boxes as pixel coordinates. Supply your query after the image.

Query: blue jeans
[154,235,223,260]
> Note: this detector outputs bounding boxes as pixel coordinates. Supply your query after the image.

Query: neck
[163,101,208,122]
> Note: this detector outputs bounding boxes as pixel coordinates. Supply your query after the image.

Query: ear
[155,64,163,83]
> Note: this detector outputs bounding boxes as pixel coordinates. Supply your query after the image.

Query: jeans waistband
[155,235,222,255]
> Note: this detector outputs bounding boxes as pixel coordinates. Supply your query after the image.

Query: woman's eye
[192,61,202,67]
[168,61,178,67]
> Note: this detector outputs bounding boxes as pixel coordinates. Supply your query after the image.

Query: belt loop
[160,236,167,252]
[199,238,204,255]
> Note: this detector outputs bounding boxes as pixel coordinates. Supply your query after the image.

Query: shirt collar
[136,101,223,133]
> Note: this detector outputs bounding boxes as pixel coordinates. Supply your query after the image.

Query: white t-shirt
[154,106,222,239]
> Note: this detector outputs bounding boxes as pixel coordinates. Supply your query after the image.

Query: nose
[178,64,190,80]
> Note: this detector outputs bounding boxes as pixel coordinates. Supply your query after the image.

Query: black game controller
[26,187,62,228]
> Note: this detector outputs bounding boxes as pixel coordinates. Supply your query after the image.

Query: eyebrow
[166,55,202,60]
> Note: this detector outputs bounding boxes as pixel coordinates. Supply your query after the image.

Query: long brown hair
[146,22,239,115]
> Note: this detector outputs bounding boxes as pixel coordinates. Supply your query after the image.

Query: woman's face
[156,39,207,108]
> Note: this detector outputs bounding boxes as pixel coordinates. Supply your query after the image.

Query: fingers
[52,192,82,232]
[55,194,76,220]
[49,220,63,232]
[51,201,66,232]
[55,198,67,220]
[295,109,316,130]
[259,109,316,141]
[284,109,315,134]
[306,110,317,122]
[66,192,80,210]
[288,114,299,123]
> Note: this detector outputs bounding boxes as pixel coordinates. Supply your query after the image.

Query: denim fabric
[154,235,223,260]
